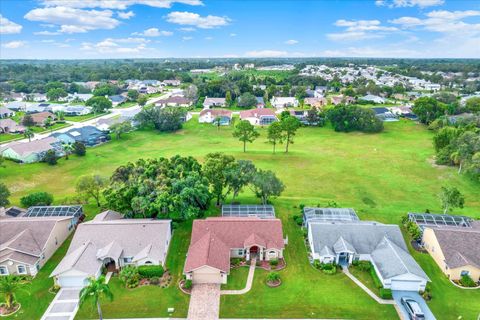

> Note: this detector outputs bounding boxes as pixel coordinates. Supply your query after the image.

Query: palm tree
[0,276,22,310]
[79,276,113,320]
[23,128,34,142]
[63,143,74,160]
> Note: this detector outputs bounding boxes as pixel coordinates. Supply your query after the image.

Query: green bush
[357,260,372,272]
[184,279,192,289]
[138,265,164,278]
[150,276,160,285]
[266,272,280,282]
[320,263,337,275]
[313,260,322,269]
[269,259,279,267]
[370,268,383,289]
[459,274,477,287]
[20,191,54,207]
[292,214,303,226]
[379,288,392,299]
[119,265,140,288]
[231,258,242,266]
[405,221,422,240]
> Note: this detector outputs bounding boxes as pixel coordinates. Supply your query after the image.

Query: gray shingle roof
[431,226,480,269]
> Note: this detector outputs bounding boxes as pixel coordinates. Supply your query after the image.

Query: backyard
[1,119,480,319]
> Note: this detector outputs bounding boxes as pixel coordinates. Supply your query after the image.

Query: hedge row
[138,265,164,278]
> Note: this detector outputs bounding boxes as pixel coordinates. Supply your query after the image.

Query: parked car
[401,296,425,320]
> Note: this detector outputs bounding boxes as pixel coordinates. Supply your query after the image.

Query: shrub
[292,214,303,226]
[320,263,337,275]
[313,260,322,269]
[357,260,372,272]
[119,265,140,288]
[20,191,54,207]
[269,259,279,267]
[231,258,242,267]
[421,285,432,301]
[184,279,192,289]
[150,276,160,285]
[43,149,58,165]
[379,288,392,299]
[266,272,280,283]
[370,268,383,289]
[405,221,422,240]
[73,142,86,156]
[138,265,164,278]
[459,274,477,287]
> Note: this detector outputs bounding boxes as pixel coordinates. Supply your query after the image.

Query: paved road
[41,287,81,320]
[392,290,436,320]
[187,284,221,320]
[0,93,168,148]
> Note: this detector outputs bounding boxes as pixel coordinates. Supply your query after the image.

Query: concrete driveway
[41,287,81,320]
[392,291,436,320]
[187,284,221,320]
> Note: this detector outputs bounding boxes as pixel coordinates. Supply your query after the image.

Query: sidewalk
[221,258,256,295]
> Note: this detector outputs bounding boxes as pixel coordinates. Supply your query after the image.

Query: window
[237,249,244,255]
[17,265,27,274]
[461,270,470,276]
[123,257,133,263]
[0,266,8,275]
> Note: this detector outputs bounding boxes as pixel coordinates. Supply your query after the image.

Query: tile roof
[184,217,284,273]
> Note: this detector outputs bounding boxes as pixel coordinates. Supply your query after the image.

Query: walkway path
[221,258,256,295]
[187,284,221,320]
[41,287,81,320]
[342,267,394,304]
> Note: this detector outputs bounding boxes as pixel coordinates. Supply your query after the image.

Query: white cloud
[320,46,418,58]
[0,14,23,34]
[40,39,55,43]
[328,19,398,42]
[118,11,135,19]
[229,33,236,37]
[182,36,193,41]
[376,0,444,8]
[244,50,288,58]
[132,27,173,36]
[34,30,61,35]
[24,6,121,33]
[205,36,213,40]
[179,27,196,32]
[284,39,298,45]
[81,37,151,54]
[41,0,203,10]
[166,11,230,29]
[2,41,26,49]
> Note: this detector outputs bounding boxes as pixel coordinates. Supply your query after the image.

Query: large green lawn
[2,119,480,319]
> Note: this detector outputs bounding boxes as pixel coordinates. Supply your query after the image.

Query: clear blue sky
[1,0,479,59]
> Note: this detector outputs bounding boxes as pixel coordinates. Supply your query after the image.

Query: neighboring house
[64,105,92,116]
[203,97,227,109]
[4,92,24,102]
[0,207,27,219]
[199,109,232,125]
[372,107,399,122]
[270,97,299,109]
[0,119,25,134]
[67,93,93,102]
[51,211,172,287]
[30,93,47,102]
[389,105,417,120]
[154,96,192,108]
[162,79,181,86]
[96,117,126,131]
[304,97,327,108]
[289,110,309,124]
[26,103,50,114]
[4,101,26,111]
[0,137,63,163]
[256,97,265,108]
[30,111,56,126]
[109,95,127,106]
[184,217,285,284]
[239,108,277,125]
[361,94,386,104]
[307,216,429,291]
[0,107,14,118]
[330,95,355,106]
[0,217,75,277]
[52,126,109,147]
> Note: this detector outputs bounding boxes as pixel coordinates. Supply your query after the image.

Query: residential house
[389,105,417,120]
[0,137,63,163]
[307,211,429,291]
[184,217,285,284]
[162,79,181,87]
[0,216,75,277]
[67,93,93,103]
[30,93,47,102]
[108,95,127,106]
[52,126,109,147]
[198,109,232,125]
[330,95,355,105]
[270,96,299,109]
[4,101,26,111]
[26,103,50,114]
[372,107,399,122]
[0,107,14,118]
[203,97,227,109]
[0,119,25,134]
[51,211,171,287]
[304,97,327,109]
[240,108,277,125]
[256,97,265,108]
[314,86,328,97]
[30,112,56,126]
[64,105,92,116]
[154,96,192,108]
[361,94,386,104]
[3,92,24,102]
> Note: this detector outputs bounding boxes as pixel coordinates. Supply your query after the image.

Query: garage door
[192,273,222,284]
[58,276,87,288]
[391,280,421,291]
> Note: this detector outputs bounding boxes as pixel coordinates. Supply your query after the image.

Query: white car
[401,296,425,320]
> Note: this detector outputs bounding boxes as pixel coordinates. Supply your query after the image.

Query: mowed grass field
[1,118,480,319]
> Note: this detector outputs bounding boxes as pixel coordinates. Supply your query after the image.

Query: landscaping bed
[0,303,21,317]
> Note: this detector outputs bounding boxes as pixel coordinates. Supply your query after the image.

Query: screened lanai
[303,207,359,226]
[25,205,83,218]
[408,212,473,229]
[222,205,275,219]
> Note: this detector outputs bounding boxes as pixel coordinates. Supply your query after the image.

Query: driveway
[187,284,221,320]
[392,291,436,320]
[41,287,81,320]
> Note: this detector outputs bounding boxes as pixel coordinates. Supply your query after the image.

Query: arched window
[144,261,153,265]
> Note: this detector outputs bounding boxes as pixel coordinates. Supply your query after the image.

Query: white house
[270,97,299,109]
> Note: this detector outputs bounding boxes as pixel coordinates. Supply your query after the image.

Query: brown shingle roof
[199,108,232,117]
[432,226,480,269]
[30,112,56,124]
[6,136,58,157]
[184,217,284,273]
[239,108,276,119]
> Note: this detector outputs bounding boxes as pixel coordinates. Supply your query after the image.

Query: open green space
[64,112,107,122]
[349,264,382,297]
[2,119,480,320]
[221,267,250,290]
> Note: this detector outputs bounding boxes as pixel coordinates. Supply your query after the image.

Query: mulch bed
[256,259,286,271]
[266,279,282,288]
[138,271,173,288]
[178,279,192,295]
[411,240,427,253]
[0,303,21,317]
